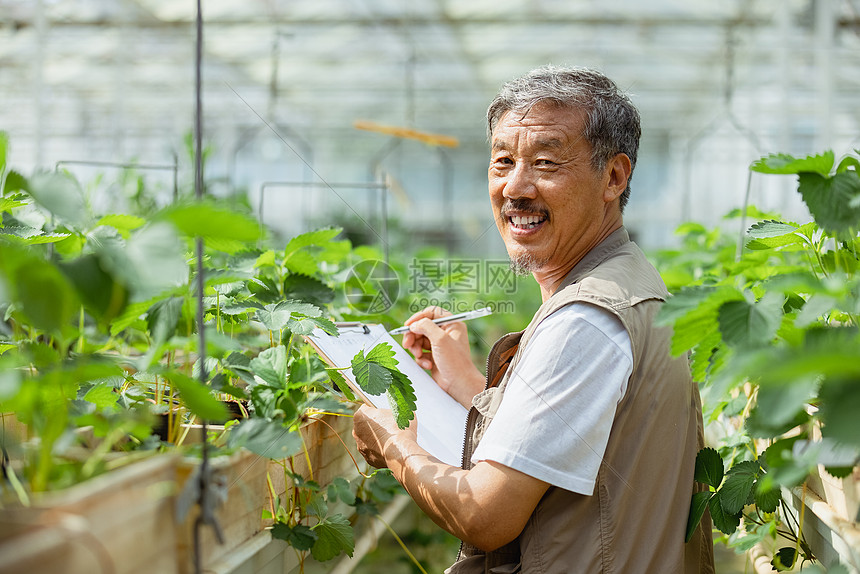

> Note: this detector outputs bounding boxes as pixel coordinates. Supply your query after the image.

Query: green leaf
[283,250,319,276]
[223,352,256,384]
[10,255,79,334]
[751,151,834,176]
[256,303,293,332]
[283,274,335,307]
[824,466,854,479]
[284,227,343,256]
[387,370,417,429]
[2,231,72,245]
[350,349,393,396]
[96,214,146,239]
[161,201,261,244]
[795,294,837,328]
[0,196,27,215]
[308,316,338,336]
[285,317,318,336]
[250,345,288,388]
[256,300,322,332]
[694,447,724,488]
[327,477,356,505]
[271,522,317,551]
[771,547,797,571]
[709,491,741,535]
[311,514,354,561]
[754,481,781,513]
[0,131,7,173]
[818,377,860,447]
[752,376,817,431]
[747,220,799,238]
[657,286,743,357]
[685,490,713,543]
[167,372,228,421]
[305,490,328,517]
[254,250,276,268]
[717,293,782,348]
[227,418,303,459]
[3,170,28,194]
[720,460,760,515]
[366,343,399,369]
[798,171,860,234]
[724,205,782,221]
[689,330,721,382]
[352,497,379,516]
[83,383,118,409]
[836,154,860,174]
[110,297,158,336]
[327,368,356,401]
[146,296,184,346]
[122,222,189,297]
[367,469,401,502]
[745,221,813,251]
[27,171,89,227]
[59,254,129,323]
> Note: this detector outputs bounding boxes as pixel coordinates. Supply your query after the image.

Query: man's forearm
[383,433,548,551]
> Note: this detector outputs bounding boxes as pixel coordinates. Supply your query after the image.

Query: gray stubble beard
[508,251,550,276]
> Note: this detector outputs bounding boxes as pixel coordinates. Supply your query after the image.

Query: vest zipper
[460,331,518,470]
[454,331,521,564]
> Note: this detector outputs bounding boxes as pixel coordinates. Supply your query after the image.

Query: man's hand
[401,306,485,408]
[352,404,417,469]
[352,401,549,551]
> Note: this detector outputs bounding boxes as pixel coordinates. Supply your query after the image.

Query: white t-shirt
[470,303,633,495]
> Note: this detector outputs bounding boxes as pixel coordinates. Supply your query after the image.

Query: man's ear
[603,153,632,203]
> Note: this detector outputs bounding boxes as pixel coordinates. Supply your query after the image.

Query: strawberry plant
[0,131,424,568]
[658,150,859,571]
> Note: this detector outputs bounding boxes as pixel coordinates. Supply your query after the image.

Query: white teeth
[510,215,545,229]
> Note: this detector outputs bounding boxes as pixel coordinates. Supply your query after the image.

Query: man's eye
[493,157,513,166]
[537,159,556,166]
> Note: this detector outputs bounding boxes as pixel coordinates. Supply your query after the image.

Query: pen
[389,307,493,335]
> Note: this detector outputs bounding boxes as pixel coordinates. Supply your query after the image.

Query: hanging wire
[681,23,763,260]
[192,1,224,572]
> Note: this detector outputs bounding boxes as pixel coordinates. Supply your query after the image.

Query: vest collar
[553,226,630,295]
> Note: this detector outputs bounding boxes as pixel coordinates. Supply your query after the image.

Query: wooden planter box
[0,455,178,574]
[175,414,360,574]
[175,448,269,574]
[0,414,362,574]
[781,485,860,573]
[268,414,360,505]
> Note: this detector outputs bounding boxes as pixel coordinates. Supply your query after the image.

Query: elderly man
[352,65,714,574]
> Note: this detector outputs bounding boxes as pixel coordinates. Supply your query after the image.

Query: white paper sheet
[307,324,468,467]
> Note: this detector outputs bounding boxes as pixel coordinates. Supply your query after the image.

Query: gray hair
[487,65,641,211]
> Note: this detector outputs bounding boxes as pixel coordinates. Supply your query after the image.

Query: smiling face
[489,101,630,298]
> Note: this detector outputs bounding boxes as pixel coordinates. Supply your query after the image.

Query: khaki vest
[447,228,714,574]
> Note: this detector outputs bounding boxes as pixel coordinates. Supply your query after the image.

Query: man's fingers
[408,317,448,344]
[404,306,450,326]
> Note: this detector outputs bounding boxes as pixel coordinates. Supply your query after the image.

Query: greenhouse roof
[1,0,859,248]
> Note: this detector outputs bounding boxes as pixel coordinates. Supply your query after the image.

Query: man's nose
[502,165,538,200]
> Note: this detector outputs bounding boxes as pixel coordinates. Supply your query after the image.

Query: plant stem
[375,512,430,574]
[78,306,85,353]
[266,471,278,522]
[214,291,221,334]
[794,482,807,563]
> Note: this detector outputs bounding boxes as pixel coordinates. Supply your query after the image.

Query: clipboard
[305,323,468,467]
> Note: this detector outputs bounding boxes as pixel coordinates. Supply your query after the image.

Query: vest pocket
[472,387,503,417]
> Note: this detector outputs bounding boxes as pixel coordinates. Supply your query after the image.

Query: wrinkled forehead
[491,103,587,150]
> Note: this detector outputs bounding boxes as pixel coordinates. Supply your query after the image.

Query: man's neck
[534,219,624,301]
